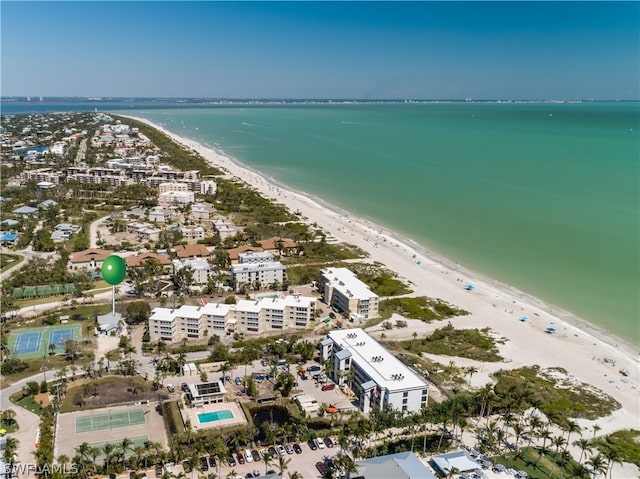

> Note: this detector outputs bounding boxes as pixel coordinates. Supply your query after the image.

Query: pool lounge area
[183,402,247,430]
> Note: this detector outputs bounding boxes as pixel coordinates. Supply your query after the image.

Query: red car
[321,383,335,391]
[236,452,245,465]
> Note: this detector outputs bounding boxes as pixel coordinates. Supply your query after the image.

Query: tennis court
[13,331,42,354]
[75,409,146,433]
[7,324,82,359]
[49,328,75,349]
[79,436,149,460]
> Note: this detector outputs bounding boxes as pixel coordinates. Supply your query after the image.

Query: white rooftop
[327,328,426,392]
[231,261,285,273]
[322,267,378,300]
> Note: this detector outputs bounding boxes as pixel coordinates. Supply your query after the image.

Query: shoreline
[120,113,639,433]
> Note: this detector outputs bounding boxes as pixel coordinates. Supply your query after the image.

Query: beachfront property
[227,244,264,264]
[430,450,480,477]
[237,250,275,264]
[148,293,316,342]
[320,328,429,414]
[230,260,286,290]
[257,236,298,257]
[321,267,379,320]
[21,167,62,184]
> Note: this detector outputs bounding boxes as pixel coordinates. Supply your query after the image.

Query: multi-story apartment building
[148,293,316,342]
[321,267,379,320]
[230,261,286,290]
[237,251,275,264]
[320,328,429,414]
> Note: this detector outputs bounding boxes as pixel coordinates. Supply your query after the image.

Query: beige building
[321,267,379,320]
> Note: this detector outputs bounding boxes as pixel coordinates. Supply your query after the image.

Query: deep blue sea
[3,101,639,344]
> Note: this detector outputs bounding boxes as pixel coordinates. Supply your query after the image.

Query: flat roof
[321,267,378,300]
[327,328,427,392]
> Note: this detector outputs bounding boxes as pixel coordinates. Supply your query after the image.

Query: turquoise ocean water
[3,102,639,344]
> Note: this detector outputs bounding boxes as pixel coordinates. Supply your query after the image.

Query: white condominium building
[231,261,285,290]
[148,293,316,342]
[158,182,190,193]
[320,328,429,414]
[238,251,275,264]
[158,190,195,206]
[321,267,379,320]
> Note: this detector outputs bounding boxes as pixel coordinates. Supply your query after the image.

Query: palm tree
[576,438,593,465]
[586,453,607,478]
[120,437,133,467]
[466,365,479,385]
[287,472,303,479]
[276,453,291,477]
[552,435,567,455]
[564,420,582,450]
[592,424,602,440]
[103,442,117,473]
[603,447,622,479]
[3,436,18,462]
[263,451,274,476]
[1,408,16,426]
[335,452,359,479]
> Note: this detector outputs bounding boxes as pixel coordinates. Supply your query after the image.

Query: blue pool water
[198,410,234,423]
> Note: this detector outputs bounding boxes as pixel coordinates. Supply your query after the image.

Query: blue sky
[2,1,639,100]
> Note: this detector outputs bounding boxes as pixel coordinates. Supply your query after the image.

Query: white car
[276,445,286,455]
[316,437,325,449]
[244,449,253,463]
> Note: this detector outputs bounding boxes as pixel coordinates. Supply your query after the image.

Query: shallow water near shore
[4,101,639,343]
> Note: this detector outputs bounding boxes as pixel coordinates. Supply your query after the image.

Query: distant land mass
[1,96,632,105]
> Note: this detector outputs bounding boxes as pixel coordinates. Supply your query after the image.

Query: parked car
[316,437,326,449]
[324,437,334,448]
[329,312,336,319]
[321,383,336,391]
[199,457,209,471]
[308,439,318,450]
[181,461,191,473]
[235,376,243,385]
[284,444,294,455]
[251,450,261,462]
[307,364,321,372]
[237,452,245,465]
[277,445,286,455]
[267,447,276,458]
[208,455,217,468]
[181,383,189,392]
[316,462,328,475]
[166,384,175,393]
[228,455,236,467]
[244,449,253,463]
[293,443,302,454]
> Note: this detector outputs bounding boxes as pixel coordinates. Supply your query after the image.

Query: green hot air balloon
[102,255,127,285]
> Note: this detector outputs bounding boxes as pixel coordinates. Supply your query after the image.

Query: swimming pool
[197,410,234,423]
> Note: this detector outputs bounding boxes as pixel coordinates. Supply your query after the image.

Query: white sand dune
[124,115,639,437]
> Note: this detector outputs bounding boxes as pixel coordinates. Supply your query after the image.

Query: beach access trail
[125,116,639,440]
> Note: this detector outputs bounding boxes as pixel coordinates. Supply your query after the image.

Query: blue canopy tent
[465,284,474,291]
[520,316,528,322]
[545,327,556,334]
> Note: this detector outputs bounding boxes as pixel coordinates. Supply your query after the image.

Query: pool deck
[183,401,247,431]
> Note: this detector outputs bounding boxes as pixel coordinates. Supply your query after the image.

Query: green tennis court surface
[75,409,145,433]
[77,436,149,460]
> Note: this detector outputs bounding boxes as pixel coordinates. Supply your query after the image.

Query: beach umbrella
[520,316,528,322]
[465,284,474,291]
[546,327,556,333]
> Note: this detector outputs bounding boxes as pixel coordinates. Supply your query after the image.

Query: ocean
[3,101,639,344]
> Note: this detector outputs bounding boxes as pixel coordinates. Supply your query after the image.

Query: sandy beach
[123,115,639,438]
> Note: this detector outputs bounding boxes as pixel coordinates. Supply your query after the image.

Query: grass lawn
[0,420,19,433]
[11,392,44,416]
[0,253,24,273]
[492,448,587,479]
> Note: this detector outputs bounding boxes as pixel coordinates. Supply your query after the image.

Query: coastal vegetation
[378,296,469,321]
[491,366,621,427]
[399,324,502,362]
[111,115,223,176]
[594,429,640,467]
